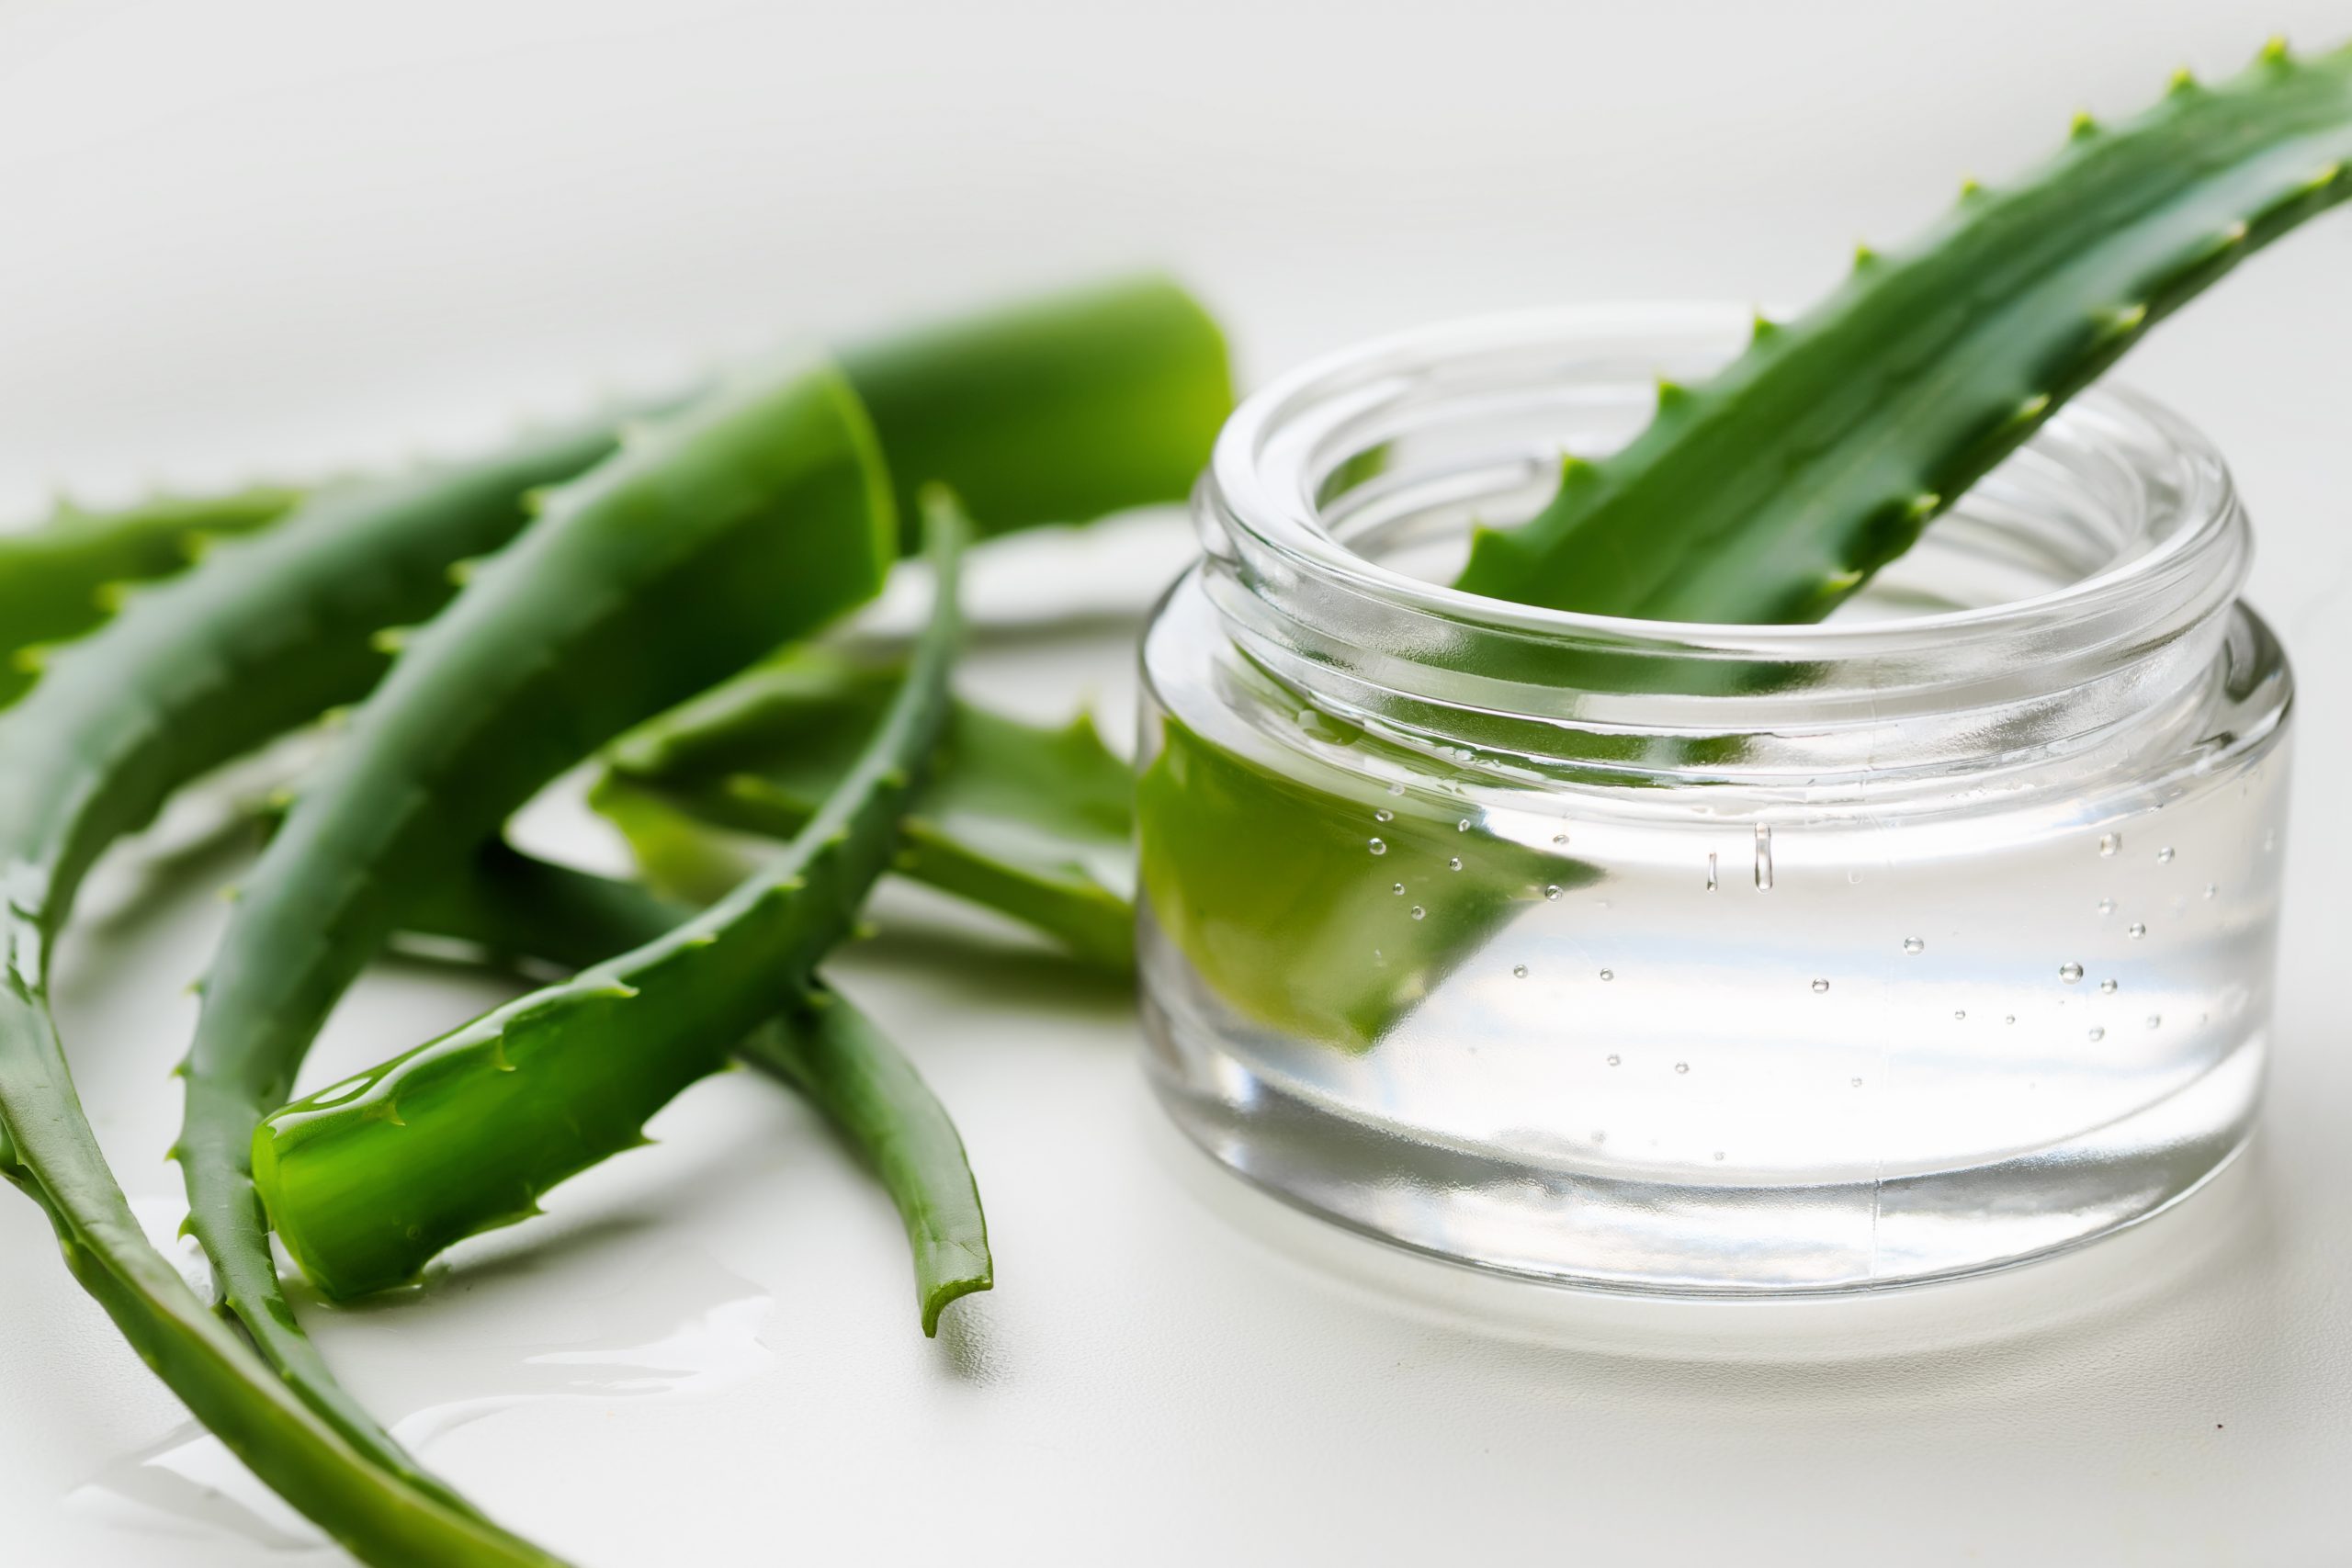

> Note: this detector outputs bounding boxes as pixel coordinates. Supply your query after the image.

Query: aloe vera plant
[178,338,894,1458]
[0,484,300,703]
[132,281,1221,1561]
[398,841,990,1333]
[176,280,1221,1404]
[251,496,967,1300]
[594,644,1136,972]
[1458,39,2352,621]
[0,278,1224,1563]
[0,425,623,1564]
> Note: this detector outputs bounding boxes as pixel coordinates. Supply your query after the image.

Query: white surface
[4,3,2352,1564]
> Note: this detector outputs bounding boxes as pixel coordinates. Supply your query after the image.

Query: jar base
[1141,988,2263,1296]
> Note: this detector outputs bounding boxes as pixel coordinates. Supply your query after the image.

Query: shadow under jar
[1135,304,2291,1294]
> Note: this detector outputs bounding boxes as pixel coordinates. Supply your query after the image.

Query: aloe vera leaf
[1455,40,2352,622]
[0,1149,565,1565]
[1136,664,1599,1049]
[761,989,991,1335]
[0,426,621,1564]
[396,841,993,1335]
[0,485,301,705]
[840,274,1232,548]
[593,645,1136,972]
[251,499,966,1302]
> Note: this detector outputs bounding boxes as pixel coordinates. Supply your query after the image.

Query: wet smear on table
[66,1243,774,1551]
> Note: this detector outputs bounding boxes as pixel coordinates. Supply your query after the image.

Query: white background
[4,3,2352,1563]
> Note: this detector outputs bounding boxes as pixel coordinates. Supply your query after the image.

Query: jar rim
[1205,301,2246,665]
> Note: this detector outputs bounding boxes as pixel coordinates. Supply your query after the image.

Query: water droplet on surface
[2157,846,2176,863]
[1374,808,1393,823]
[1387,782,1405,796]
[2128,922,2146,940]
[2059,963,2084,983]
[1544,885,1562,901]
[1552,831,1569,846]
[1713,1151,1725,1162]
[1367,838,1386,856]
[1592,1130,1607,1144]
[1902,937,1925,954]
[1606,1054,1621,1066]
[1392,883,1405,895]
[1447,857,1463,871]
[1408,906,1425,920]
[1952,1010,1966,1021]
[2087,1026,2106,1042]
[1850,1077,1863,1088]
[1512,964,1528,979]
[1811,978,1830,993]
[2098,833,2121,857]
[2003,1014,2016,1025]
[1705,852,1719,892]
[2098,898,2116,916]
[1753,823,1774,891]
[1456,818,1472,833]
[2098,978,2118,995]
[2146,1014,2162,1030]
[2203,884,2218,900]
[1673,1061,1689,1074]
[1599,968,1614,982]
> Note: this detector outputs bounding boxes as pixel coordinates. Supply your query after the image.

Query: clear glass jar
[1135,305,2292,1294]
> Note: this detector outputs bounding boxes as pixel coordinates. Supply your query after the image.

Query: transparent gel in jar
[1136,305,2290,1292]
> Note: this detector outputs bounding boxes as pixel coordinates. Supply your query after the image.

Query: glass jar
[1135,305,2291,1294]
